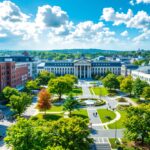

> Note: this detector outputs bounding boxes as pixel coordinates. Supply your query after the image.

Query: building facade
[0,55,37,79]
[37,59,121,78]
[0,62,28,91]
[131,66,150,84]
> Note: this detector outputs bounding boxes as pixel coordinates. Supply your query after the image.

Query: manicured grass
[109,138,121,149]
[108,110,127,129]
[72,109,89,120]
[47,105,63,112]
[36,113,63,121]
[68,87,82,96]
[130,97,140,103]
[97,109,116,123]
[90,87,108,96]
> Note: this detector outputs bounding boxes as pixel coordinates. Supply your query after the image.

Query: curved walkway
[92,111,121,126]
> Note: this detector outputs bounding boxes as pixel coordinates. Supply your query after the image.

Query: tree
[64,74,78,84]
[102,73,119,90]
[2,87,19,101]
[36,89,51,114]
[5,117,93,150]
[48,76,73,100]
[9,93,32,117]
[38,71,55,85]
[63,94,79,116]
[120,75,133,96]
[124,104,150,145]
[142,86,150,100]
[132,78,148,98]
[117,75,125,86]
[25,79,39,92]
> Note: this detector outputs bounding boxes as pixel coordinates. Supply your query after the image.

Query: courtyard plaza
[0,79,130,150]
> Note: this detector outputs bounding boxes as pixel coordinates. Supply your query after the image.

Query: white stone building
[37,59,121,79]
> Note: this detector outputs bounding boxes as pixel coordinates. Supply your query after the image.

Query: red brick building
[0,62,28,91]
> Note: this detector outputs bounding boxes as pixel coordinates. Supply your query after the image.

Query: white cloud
[133,30,150,42]
[35,5,69,28]
[121,30,128,37]
[136,0,150,4]
[101,8,150,30]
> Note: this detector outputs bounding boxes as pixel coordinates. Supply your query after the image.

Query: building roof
[91,62,121,67]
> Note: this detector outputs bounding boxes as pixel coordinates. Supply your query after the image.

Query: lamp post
[114,108,118,144]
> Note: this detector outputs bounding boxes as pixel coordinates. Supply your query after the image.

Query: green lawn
[72,109,89,120]
[47,105,63,112]
[36,113,63,121]
[68,87,82,96]
[109,138,121,149]
[97,109,116,123]
[35,109,88,121]
[108,110,127,129]
[90,87,108,96]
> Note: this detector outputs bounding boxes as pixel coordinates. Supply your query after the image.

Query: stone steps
[90,143,111,150]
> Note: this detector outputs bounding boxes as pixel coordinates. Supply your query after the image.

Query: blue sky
[0,0,150,50]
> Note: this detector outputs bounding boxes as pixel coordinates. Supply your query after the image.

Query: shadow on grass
[72,114,88,120]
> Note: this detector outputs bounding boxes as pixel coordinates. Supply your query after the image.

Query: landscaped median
[97,109,116,123]
[89,87,108,96]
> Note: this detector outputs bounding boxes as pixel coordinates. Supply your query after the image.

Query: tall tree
[117,75,125,87]
[2,87,19,101]
[63,94,79,116]
[48,76,73,100]
[102,73,119,90]
[25,79,39,92]
[120,75,133,96]
[132,78,148,98]
[37,89,51,114]
[124,104,150,145]
[142,86,150,100]
[9,93,32,117]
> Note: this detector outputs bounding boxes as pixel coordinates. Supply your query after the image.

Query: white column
[80,66,82,79]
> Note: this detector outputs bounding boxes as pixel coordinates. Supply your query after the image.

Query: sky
[0,0,150,50]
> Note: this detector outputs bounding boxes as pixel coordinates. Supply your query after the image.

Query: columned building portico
[37,58,122,79]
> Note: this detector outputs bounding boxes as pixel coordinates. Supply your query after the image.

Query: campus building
[37,59,122,79]
[0,55,37,79]
[0,62,28,91]
[131,66,150,84]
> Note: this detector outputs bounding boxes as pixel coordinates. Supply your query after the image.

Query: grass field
[108,110,127,129]
[90,87,108,96]
[97,109,116,123]
[72,109,88,120]
[47,105,63,112]
[68,87,82,96]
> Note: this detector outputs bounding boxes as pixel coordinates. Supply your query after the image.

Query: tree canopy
[36,89,52,114]
[124,104,150,145]
[102,73,119,90]
[48,76,74,100]
[142,86,150,100]
[5,117,92,150]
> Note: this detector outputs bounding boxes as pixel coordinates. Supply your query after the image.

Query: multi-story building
[0,62,28,91]
[37,58,121,79]
[121,64,139,76]
[0,55,37,79]
[131,66,150,84]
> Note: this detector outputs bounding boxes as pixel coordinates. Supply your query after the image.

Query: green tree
[120,75,133,96]
[142,86,150,100]
[2,87,19,101]
[36,89,51,114]
[124,104,150,145]
[117,75,125,85]
[38,71,55,85]
[25,79,39,92]
[9,93,32,117]
[132,78,148,98]
[64,74,78,84]
[102,73,119,90]
[63,94,79,116]
[48,76,73,100]
[5,117,92,150]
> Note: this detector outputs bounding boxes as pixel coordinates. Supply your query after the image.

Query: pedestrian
[96,112,97,116]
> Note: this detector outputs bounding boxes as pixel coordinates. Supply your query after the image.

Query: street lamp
[113,108,118,144]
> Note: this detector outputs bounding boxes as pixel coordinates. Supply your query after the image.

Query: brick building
[0,62,28,91]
